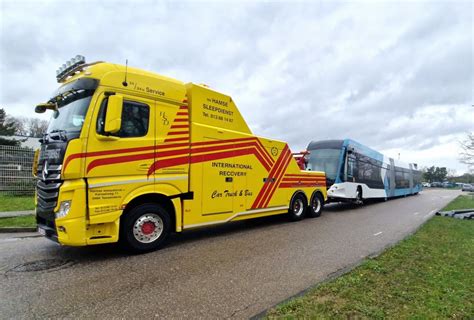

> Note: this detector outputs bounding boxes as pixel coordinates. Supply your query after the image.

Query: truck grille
[36,164,62,236]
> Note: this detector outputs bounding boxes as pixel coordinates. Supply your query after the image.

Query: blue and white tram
[305,139,422,203]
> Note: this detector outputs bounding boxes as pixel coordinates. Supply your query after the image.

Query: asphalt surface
[0,189,460,319]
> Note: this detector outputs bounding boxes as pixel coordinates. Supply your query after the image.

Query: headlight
[56,201,72,219]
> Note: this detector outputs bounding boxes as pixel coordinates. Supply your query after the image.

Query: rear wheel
[120,203,171,253]
[355,187,363,205]
[307,192,323,218]
[289,193,307,221]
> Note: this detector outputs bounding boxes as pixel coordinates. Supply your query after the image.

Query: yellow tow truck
[34,56,326,252]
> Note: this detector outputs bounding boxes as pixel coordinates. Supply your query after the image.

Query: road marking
[373,231,383,236]
[413,212,420,215]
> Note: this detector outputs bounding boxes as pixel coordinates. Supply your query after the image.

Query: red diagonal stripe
[189,140,272,170]
[147,142,272,174]
[251,148,288,208]
[260,148,292,208]
[157,142,260,158]
[65,142,191,171]
[251,145,290,209]
[192,137,274,166]
[68,137,275,173]
[147,147,260,176]
[192,141,272,170]
[87,152,155,173]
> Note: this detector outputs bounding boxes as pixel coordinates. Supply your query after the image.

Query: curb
[0,227,37,233]
[0,210,35,218]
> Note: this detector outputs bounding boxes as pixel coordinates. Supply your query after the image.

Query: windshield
[47,95,92,134]
[44,78,98,136]
[306,148,341,180]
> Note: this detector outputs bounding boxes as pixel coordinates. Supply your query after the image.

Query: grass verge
[0,215,36,228]
[265,196,474,319]
[442,194,474,211]
[0,195,35,212]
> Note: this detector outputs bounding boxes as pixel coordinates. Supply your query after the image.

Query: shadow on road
[34,214,294,263]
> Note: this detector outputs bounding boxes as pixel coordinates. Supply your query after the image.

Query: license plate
[38,227,46,236]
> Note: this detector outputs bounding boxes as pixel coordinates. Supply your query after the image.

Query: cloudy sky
[1,0,472,173]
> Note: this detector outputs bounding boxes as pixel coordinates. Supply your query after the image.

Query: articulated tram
[305,139,422,203]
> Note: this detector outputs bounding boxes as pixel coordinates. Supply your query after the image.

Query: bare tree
[459,132,474,168]
[7,116,29,136]
[27,118,49,137]
[447,168,457,178]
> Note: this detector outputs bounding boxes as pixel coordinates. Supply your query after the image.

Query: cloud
[0,0,472,173]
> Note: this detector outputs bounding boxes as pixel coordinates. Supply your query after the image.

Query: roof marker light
[56,55,87,83]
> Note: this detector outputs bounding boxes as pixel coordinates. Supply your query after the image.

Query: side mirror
[104,95,123,134]
[35,102,57,113]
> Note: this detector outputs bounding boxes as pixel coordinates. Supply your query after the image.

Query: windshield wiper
[49,129,68,141]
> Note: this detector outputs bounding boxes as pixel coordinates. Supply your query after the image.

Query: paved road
[0,189,459,319]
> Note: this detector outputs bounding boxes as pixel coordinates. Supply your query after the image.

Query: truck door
[232,147,254,213]
[153,102,190,190]
[200,138,233,216]
[85,92,156,216]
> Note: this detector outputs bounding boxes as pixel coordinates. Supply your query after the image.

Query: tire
[120,203,171,253]
[355,187,363,205]
[307,192,323,218]
[288,192,307,221]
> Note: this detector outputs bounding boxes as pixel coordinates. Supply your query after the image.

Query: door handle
[138,163,151,171]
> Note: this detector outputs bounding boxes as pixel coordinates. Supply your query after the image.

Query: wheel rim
[293,198,304,216]
[312,196,321,213]
[133,213,163,244]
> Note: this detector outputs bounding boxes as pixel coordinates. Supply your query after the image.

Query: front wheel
[307,192,323,218]
[120,203,171,253]
[289,193,307,221]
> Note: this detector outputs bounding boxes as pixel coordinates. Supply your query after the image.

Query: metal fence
[0,145,36,196]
